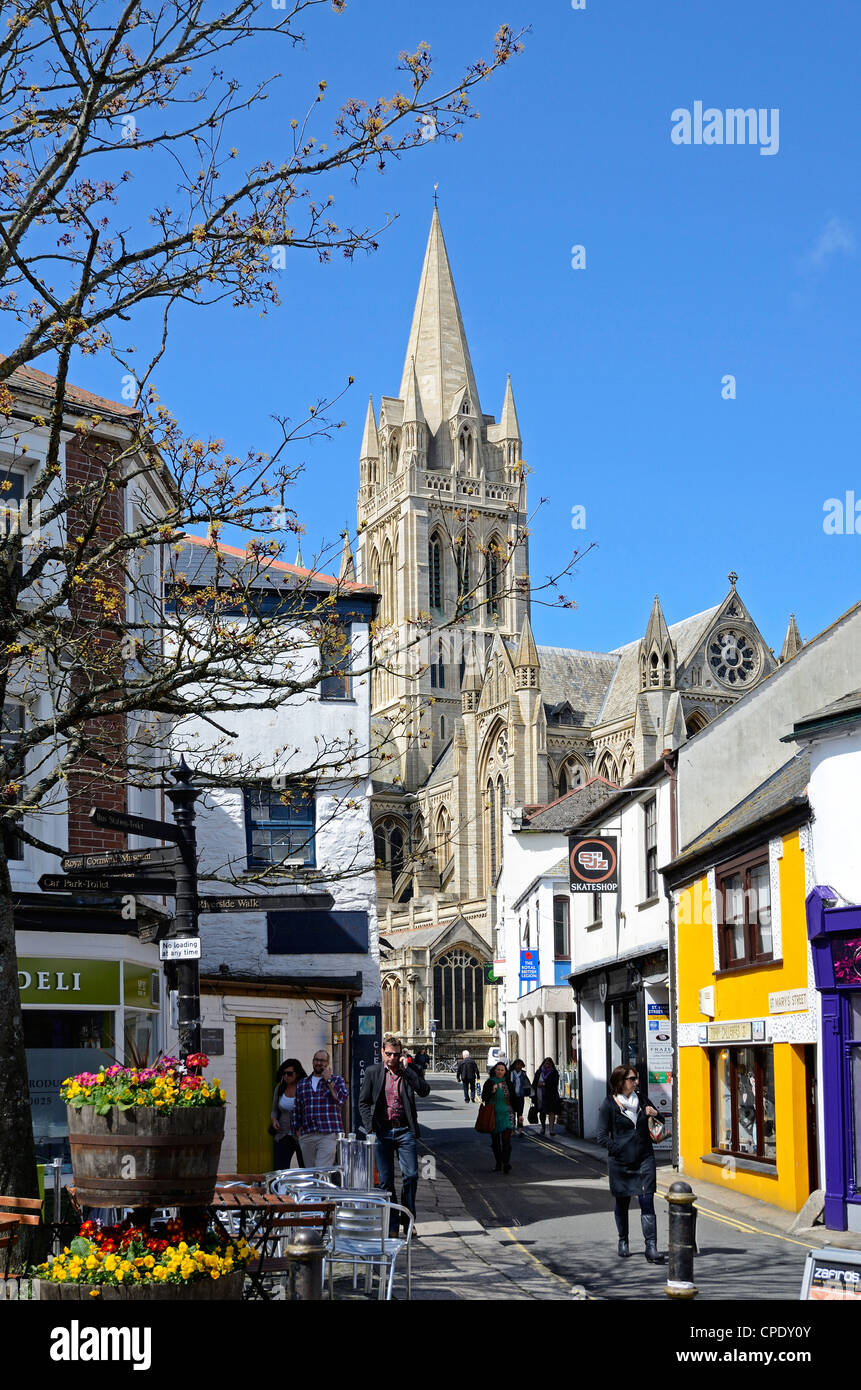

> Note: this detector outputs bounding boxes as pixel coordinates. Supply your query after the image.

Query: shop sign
[646,995,673,1148]
[769,988,810,1015]
[801,1248,861,1301]
[569,835,619,893]
[122,964,159,1011]
[17,958,120,1006]
[520,950,539,983]
[707,1021,753,1044]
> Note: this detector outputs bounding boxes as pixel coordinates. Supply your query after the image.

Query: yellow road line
[500,1225,596,1297]
[527,1133,817,1250]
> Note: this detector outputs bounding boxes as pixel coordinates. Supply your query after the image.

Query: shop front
[572,949,671,1144]
[807,886,861,1231]
[19,947,161,1165]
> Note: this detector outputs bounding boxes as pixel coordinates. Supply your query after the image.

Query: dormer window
[462,397,471,415]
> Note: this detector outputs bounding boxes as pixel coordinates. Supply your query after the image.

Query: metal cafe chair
[322,1197,414,1301]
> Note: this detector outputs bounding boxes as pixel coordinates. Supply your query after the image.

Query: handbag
[267,1123,278,1138]
[648,1114,666,1143]
[527,1104,539,1125]
[475,1102,495,1134]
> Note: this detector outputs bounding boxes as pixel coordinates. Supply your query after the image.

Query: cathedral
[353,209,798,1056]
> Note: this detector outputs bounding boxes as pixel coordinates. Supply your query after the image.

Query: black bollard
[664,1181,698,1299]
[287,1225,326,1300]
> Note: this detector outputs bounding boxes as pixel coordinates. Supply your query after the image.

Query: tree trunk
[0,849,40,1266]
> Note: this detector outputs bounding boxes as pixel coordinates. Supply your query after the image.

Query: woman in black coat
[596,1063,664,1263]
[531,1058,562,1137]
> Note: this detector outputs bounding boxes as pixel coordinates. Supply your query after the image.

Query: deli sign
[569,835,619,893]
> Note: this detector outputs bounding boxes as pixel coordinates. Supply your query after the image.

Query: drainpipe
[662,749,680,1171]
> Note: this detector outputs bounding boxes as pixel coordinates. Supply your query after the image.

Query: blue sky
[75,0,861,656]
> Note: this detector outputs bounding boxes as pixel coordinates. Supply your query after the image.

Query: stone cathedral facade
[354,211,796,1056]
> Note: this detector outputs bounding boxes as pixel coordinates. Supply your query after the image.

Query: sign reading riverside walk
[568,835,619,893]
[197,891,334,913]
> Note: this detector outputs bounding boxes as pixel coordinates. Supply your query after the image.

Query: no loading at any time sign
[568,835,619,893]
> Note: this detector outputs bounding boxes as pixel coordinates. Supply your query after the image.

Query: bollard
[664,1181,698,1299]
[286,1225,326,1301]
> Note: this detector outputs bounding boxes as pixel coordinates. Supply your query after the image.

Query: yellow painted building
[668,755,817,1214]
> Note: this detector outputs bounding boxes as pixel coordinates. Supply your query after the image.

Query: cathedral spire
[499,375,521,441]
[402,356,426,426]
[339,529,356,583]
[514,614,539,690]
[778,613,803,664]
[399,208,481,435]
[639,595,676,690]
[360,395,380,461]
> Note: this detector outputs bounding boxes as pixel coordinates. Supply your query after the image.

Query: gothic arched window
[374,817,406,890]
[435,805,451,866]
[558,761,585,797]
[486,537,501,620]
[382,977,402,1035]
[433,947,485,1032]
[382,541,394,624]
[455,537,471,616]
[388,430,400,477]
[486,779,497,887]
[428,534,443,610]
[458,429,474,473]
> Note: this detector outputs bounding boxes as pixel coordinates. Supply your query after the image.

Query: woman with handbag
[270,1058,307,1170]
[596,1063,665,1264]
[531,1057,562,1137]
[478,1060,515,1173]
[510,1058,531,1134]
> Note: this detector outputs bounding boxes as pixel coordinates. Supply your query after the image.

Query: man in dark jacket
[455,1050,479,1102]
[359,1035,431,1232]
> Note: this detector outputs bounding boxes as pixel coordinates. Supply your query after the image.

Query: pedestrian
[531,1056,562,1136]
[359,1035,431,1233]
[269,1058,307,1170]
[292,1049,349,1171]
[509,1058,531,1133]
[596,1063,665,1264]
[456,1049,479,1102]
[413,1046,430,1077]
[480,1061,515,1173]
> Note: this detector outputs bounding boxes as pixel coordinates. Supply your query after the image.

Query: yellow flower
[89,1289,100,1297]
[104,1255,118,1272]
[210,1269,221,1279]
[85,1255,98,1269]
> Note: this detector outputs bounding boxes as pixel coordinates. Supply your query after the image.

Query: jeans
[273,1133,304,1170]
[614,1193,656,1237]
[375,1126,418,1232]
[462,1080,477,1101]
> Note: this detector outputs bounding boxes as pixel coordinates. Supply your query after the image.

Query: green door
[235,1019,275,1173]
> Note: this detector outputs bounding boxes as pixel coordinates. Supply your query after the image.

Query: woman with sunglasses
[270,1057,307,1170]
[597,1064,664,1263]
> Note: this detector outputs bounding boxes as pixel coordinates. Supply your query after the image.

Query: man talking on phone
[293,1049,348,1171]
[359,1035,431,1233]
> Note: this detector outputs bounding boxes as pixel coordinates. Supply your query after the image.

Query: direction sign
[40,874,176,895]
[160,937,201,961]
[89,807,183,843]
[61,847,181,873]
[197,892,335,913]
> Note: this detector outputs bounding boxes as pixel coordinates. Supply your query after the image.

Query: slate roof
[537,647,619,726]
[597,606,720,724]
[669,752,810,873]
[167,534,375,594]
[524,775,620,832]
[425,738,455,789]
[785,689,861,740]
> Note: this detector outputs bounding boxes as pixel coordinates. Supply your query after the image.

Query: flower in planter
[61,1054,226,1113]
[34,1220,251,1288]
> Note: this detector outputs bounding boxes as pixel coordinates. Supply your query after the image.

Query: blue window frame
[244,787,315,868]
[320,623,351,701]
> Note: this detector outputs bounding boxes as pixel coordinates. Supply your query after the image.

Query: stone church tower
[356,208,530,792]
[356,212,785,1057]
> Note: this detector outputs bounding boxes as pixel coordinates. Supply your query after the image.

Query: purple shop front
[807,885,861,1231]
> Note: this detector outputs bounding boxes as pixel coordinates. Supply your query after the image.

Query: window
[1,701,24,861]
[382,978,402,1035]
[428,535,443,611]
[486,539,501,620]
[319,623,351,700]
[374,817,406,891]
[716,851,773,968]
[486,779,496,886]
[590,891,602,925]
[644,798,658,899]
[244,786,315,868]
[553,896,570,958]
[0,471,26,586]
[433,948,485,1031]
[711,1045,776,1163]
[455,538,470,616]
[429,634,446,690]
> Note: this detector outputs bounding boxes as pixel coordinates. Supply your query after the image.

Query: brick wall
[64,436,129,853]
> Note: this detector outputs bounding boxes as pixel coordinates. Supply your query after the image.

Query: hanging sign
[520,949,539,983]
[569,835,619,893]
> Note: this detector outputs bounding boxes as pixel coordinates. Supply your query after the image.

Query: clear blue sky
[78,0,861,656]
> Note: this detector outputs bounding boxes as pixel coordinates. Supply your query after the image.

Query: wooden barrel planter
[40,1271,243,1301]
[67,1105,225,1208]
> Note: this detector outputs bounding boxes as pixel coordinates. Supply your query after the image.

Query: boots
[615,1207,630,1259]
[642,1212,664,1264]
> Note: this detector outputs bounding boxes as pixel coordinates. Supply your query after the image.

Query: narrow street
[418,1076,814,1301]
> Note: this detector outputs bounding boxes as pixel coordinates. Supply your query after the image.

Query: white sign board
[769,988,810,1014]
[159,937,201,961]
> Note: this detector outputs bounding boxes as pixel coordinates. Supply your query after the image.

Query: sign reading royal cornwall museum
[568,835,619,893]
